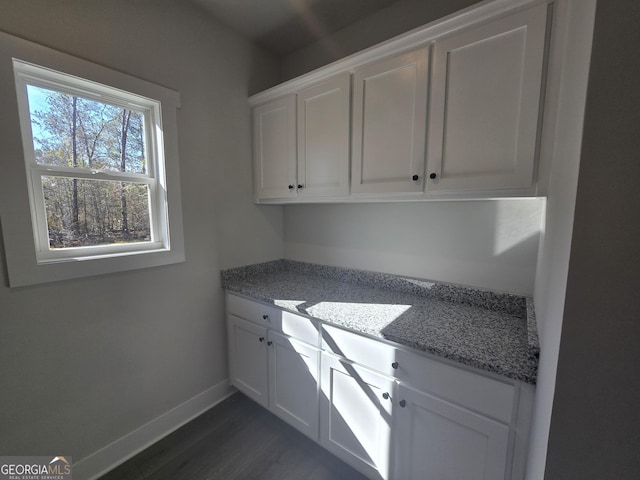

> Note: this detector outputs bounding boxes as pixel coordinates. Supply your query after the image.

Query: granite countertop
[221,260,539,384]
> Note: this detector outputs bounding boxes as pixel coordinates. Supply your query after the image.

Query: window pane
[42,176,151,249]
[27,85,147,174]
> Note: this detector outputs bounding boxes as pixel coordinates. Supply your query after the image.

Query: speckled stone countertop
[221,260,539,384]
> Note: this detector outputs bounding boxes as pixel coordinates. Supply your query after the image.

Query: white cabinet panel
[427,4,547,192]
[268,331,320,439]
[227,296,320,440]
[394,384,510,480]
[320,353,394,480]
[352,48,429,195]
[297,73,350,197]
[253,95,296,200]
[227,315,269,407]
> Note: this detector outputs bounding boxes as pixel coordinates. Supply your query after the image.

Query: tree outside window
[28,85,152,249]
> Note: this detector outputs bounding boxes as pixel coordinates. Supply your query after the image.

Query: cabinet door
[351,48,429,195]
[253,95,297,200]
[320,353,395,480]
[227,315,269,407]
[268,331,320,440]
[393,384,510,480]
[426,4,547,193]
[297,73,351,198]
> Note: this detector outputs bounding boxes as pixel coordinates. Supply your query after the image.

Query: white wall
[285,200,544,295]
[525,2,596,478]
[0,0,281,474]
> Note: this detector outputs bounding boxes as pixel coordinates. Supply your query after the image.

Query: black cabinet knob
[267,341,273,346]
[429,173,437,180]
[258,337,265,342]
[412,175,419,181]
[262,314,269,320]
[399,399,407,408]
[382,392,390,400]
[297,184,304,189]
[288,184,294,190]
[391,362,399,369]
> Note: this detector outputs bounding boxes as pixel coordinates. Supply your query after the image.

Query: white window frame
[14,60,170,262]
[0,31,184,286]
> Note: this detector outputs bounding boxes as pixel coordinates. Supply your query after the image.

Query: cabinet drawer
[393,349,515,423]
[321,324,399,377]
[227,293,281,327]
[227,293,320,346]
[321,323,515,423]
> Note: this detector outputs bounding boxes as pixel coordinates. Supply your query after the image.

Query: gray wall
[281,0,481,80]
[285,200,543,295]
[0,0,281,463]
[545,1,640,478]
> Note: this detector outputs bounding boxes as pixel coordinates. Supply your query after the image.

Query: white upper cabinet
[351,48,429,195]
[253,95,297,200]
[249,0,551,202]
[253,74,351,202]
[426,4,548,193]
[297,73,351,198]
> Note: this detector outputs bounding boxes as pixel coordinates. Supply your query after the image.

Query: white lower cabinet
[320,353,395,480]
[319,349,513,480]
[228,315,269,408]
[268,331,320,439]
[227,296,321,440]
[227,294,532,479]
[393,383,510,480]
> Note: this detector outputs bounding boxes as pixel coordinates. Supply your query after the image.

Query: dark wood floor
[99,392,367,480]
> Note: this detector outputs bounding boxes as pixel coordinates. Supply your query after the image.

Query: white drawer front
[279,310,321,346]
[227,293,320,346]
[227,293,280,327]
[394,349,515,423]
[321,324,399,377]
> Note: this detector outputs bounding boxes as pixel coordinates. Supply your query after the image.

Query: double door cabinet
[253,73,351,200]
[226,293,321,439]
[250,3,548,202]
[226,293,534,480]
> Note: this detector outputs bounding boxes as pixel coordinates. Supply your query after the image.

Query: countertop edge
[223,282,538,385]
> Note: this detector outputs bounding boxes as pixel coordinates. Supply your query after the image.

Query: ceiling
[191,0,401,56]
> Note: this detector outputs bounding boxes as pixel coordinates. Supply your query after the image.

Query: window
[1,31,184,286]
[14,60,171,262]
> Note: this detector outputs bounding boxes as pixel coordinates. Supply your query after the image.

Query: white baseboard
[73,380,236,480]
